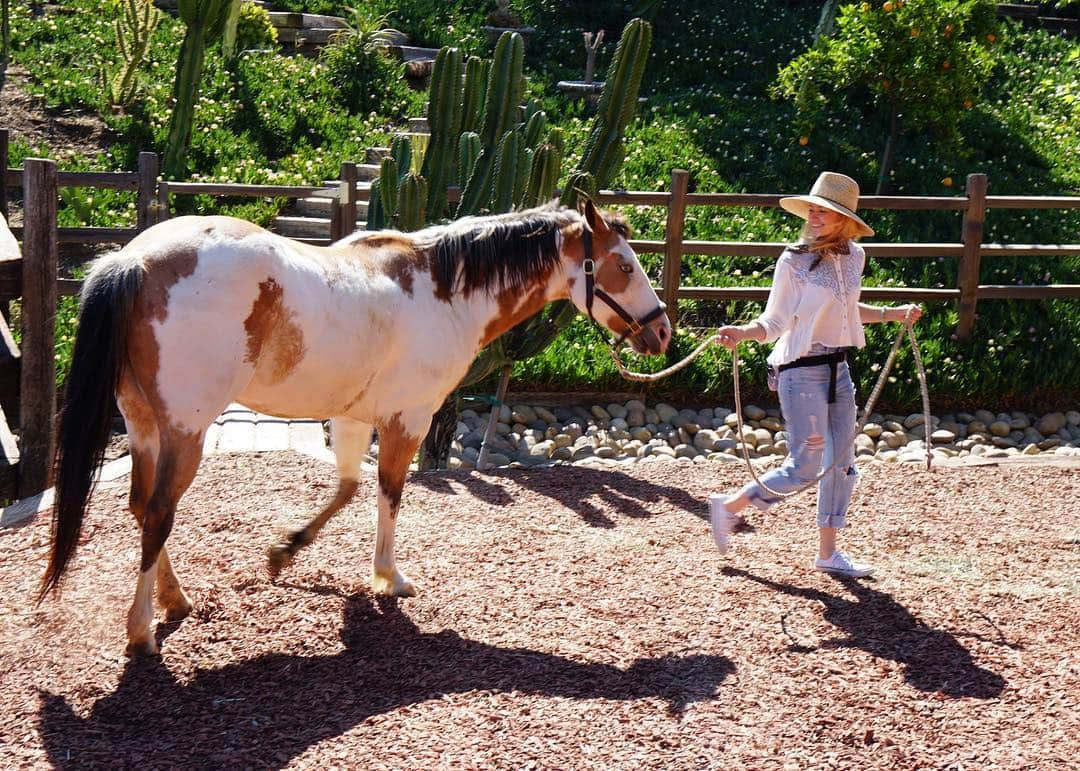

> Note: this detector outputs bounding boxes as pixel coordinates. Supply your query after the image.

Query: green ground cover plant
[5,1,1078,409]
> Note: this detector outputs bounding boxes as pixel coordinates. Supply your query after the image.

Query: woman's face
[807,205,846,238]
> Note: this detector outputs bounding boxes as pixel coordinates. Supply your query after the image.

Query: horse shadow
[722,567,1008,698]
[411,466,706,528]
[39,594,734,769]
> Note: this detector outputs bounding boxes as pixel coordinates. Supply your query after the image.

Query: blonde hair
[794,216,865,269]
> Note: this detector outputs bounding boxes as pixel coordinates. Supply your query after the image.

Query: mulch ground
[1,453,1077,769]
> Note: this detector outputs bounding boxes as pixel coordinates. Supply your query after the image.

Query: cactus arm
[457,131,480,188]
[421,46,463,220]
[491,129,521,213]
[366,177,386,231]
[397,173,428,232]
[478,32,524,149]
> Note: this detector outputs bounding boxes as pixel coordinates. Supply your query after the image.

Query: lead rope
[610,310,932,500]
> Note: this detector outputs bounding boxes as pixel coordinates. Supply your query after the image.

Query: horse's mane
[417,202,629,299]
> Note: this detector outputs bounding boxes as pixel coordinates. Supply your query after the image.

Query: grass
[4,0,1079,410]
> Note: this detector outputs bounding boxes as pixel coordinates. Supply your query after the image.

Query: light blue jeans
[737,356,858,528]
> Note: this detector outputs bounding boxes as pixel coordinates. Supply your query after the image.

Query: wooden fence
[2,136,1079,497]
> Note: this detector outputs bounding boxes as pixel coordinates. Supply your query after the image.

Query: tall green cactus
[163,0,232,179]
[460,56,490,135]
[457,132,480,188]
[102,0,161,108]
[568,17,652,203]
[421,46,463,221]
[396,173,428,232]
[491,128,521,213]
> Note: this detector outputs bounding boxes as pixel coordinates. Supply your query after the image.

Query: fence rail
[1,134,1079,497]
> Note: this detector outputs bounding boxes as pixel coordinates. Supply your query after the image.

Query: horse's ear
[583,198,609,235]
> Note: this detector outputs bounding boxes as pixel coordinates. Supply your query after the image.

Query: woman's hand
[716,325,744,350]
[887,304,922,323]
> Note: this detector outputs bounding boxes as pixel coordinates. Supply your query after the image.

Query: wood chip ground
[1,453,1077,769]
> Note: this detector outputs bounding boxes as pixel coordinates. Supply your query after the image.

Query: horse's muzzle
[629,315,672,355]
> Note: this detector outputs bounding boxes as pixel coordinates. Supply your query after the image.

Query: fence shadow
[722,567,1007,698]
[411,465,706,528]
[39,593,734,769]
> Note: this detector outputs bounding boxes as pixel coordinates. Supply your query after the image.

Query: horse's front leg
[267,417,371,576]
[371,412,428,597]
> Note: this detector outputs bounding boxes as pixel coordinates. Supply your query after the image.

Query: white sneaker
[814,550,875,578]
[708,495,737,553]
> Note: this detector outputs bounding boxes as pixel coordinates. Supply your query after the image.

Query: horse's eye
[619,263,633,274]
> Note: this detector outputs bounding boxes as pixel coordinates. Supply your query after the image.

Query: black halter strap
[581,226,667,349]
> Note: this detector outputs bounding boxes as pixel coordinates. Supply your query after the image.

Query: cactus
[457,132,480,188]
[391,134,413,178]
[367,177,387,231]
[491,129,521,213]
[379,156,399,219]
[396,173,427,232]
[102,0,161,108]
[163,0,233,179]
[220,0,241,61]
[460,56,489,135]
[522,143,561,208]
[522,109,547,150]
[567,17,652,204]
[421,46,463,220]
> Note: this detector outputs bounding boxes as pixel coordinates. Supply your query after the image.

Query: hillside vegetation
[5,0,1079,409]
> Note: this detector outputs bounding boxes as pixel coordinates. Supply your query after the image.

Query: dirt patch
[1,454,1077,768]
[1,65,118,226]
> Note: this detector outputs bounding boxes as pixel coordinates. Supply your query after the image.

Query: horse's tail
[38,253,144,602]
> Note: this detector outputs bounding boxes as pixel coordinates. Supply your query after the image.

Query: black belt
[778,350,848,403]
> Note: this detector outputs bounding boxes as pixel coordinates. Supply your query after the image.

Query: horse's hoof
[125,637,159,657]
[372,571,418,597]
[164,599,193,623]
[266,544,294,578]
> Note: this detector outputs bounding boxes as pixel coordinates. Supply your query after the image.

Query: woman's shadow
[723,567,1009,698]
[39,593,734,769]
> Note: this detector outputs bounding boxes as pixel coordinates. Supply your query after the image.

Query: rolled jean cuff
[817,512,848,529]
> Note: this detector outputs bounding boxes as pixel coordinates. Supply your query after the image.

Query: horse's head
[563,200,671,355]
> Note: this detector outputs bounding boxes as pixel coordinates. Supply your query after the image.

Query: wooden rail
[2,143,1079,497]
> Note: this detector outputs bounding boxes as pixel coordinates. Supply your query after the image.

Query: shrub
[236,2,278,52]
[320,30,411,116]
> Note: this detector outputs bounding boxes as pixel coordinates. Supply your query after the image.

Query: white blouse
[752,241,866,367]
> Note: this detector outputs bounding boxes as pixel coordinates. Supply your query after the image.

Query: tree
[773,0,1000,193]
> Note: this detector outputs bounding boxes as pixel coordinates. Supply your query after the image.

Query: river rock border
[418,402,1080,470]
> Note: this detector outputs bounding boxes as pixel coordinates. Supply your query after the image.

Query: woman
[710,171,922,577]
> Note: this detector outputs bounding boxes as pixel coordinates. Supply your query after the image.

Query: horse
[39,200,672,656]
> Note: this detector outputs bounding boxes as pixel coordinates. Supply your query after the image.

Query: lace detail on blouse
[788,249,861,303]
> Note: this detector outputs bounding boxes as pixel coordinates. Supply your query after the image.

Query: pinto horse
[40,200,671,655]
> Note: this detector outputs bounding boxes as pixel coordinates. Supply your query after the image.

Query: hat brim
[779,195,874,237]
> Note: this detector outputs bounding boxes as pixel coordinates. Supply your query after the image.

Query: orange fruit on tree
[986,33,997,43]
[883,1,894,11]
[963,99,973,109]
[799,136,809,146]
[942,177,953,187]
[942,60,951,70]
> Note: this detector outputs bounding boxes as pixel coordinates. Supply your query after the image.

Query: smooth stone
[743,404,767,421]
[931,429,956,444]
[534,406,557,423]
[862,422,883,438]
[1036,412,1066,435]
[989,421,1012,437]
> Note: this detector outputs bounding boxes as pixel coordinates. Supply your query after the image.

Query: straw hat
[779,171,874,237]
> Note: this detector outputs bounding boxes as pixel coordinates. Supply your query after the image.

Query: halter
[581,226,667,349]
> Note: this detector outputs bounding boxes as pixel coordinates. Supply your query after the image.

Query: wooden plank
[676,286,960,301]
[661,170,689,326]
[979,244,1080,257]
[163,181,340,198]
[985,196,1080,209]
[678,193,969,210]
[10,226,148,244]
[338,161,358,240]
[0,312,20,428]
[0,407,20,502]
[18,159,58,498]
[956,173,988,340]
[630,240,966,258]
[976,284,1080,299]
[137,152,159,231]
[0,130,7,219]
[56,170,139,190]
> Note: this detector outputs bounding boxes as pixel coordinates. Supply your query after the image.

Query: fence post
[156,180,170,222]
[956,172,987,340]
[0,128,8,220]
[18,158,57,498]
[661,169,689,328]
[137,151,159,230]
[339,161,358,239]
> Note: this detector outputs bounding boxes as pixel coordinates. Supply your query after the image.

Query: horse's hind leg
[125,430,204,656]
[267,417,371,576]
[118,377,192,624]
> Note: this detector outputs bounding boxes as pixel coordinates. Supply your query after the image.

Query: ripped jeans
[737,358,858,528]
